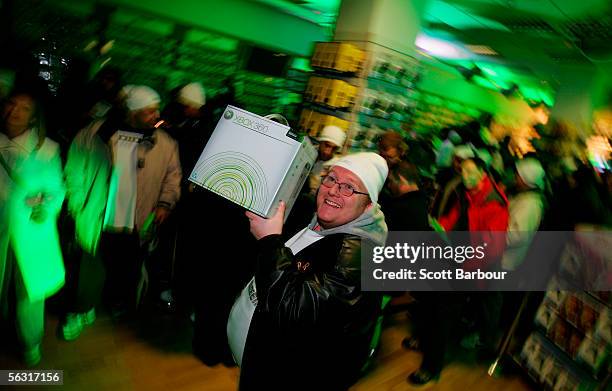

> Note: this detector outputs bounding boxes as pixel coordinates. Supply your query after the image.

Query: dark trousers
[413,292,465,375]
[100,232,141,308]
[469,291,503,350]
[64,247,106,313]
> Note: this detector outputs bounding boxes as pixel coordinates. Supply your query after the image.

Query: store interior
[0,0,611,390]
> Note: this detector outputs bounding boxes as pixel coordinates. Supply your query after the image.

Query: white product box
[189,105,318,219]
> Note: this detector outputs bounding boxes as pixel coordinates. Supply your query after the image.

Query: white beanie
[178,82,206,109]
[318,125,347,148]
[124,85,160,112]
[516,158,545,190]
[331,152,388,203]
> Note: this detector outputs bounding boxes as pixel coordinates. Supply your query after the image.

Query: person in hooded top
[231,152,388,391]
[307,125,347,194]
[502,157,547,271]
[0,86,65,366]
[62,85,181,332]
[161,82,207,176]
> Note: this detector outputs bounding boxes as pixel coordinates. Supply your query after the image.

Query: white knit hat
[516,158,545,190]
[331,152,388,203]
[124,85,160,111]
[178,82,206,109]
[318,125,347,148]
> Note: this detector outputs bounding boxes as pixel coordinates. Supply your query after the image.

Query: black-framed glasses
[321,175,369,197]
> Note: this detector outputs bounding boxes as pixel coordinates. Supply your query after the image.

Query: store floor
[0,302,534,391]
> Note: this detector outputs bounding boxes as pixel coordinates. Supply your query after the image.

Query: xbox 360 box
[189,105,318,219]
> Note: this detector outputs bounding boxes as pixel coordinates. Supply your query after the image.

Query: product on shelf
[579,303,599,333]
[576,337,609,373]
[322,79,358,110]
[541,356,563,388]
[305,76,357,110]
[536,303,557,331]
[552,371,580,391]
[312,42,365,74]
[594,307,611,343]
[368,52,421,87]
[305,76,326,103]
[563,294,582,326]
[299,109,314,133]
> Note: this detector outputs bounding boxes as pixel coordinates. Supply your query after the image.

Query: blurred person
[377,130,407,170]
[156,82,205,309]
[0,87,65,365]
[162,82,206,175]
[435,128,462,169]
[430,144,475,220]
[545,160,612,229]
[84,66,123,123]
[379,161,430,231]
[62,85,181,335]
[409,156,509,386]
[438,156,509,267]
[230,152,388,390]
[307,125,346,193]
[501,158,547,271]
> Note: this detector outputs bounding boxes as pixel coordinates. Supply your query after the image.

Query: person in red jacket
[408,156,508,386]
[438,156,509,270]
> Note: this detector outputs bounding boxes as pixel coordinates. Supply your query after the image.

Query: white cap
[124,85,160,112]
[331,152,388,203]
[318,125,347,148]
[516,158,545,190]
[178,82,206,109]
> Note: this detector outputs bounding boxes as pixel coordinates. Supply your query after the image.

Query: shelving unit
[296,41,484,154]
[511,231,611,391]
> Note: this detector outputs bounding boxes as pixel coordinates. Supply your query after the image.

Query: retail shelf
[304,102,352,120]
[310,67,362,84]
[366,76,416,95]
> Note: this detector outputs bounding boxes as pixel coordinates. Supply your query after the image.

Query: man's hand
[30,204,47,223]
[25,193,47,223]
[245,201,285,240]
[154,206,171,225]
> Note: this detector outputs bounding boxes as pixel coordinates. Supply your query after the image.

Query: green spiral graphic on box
[192,151,269,210]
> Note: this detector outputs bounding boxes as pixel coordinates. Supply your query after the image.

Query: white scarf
[103,131,142,231]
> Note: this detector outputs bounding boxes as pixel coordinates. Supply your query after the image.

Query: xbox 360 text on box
[189,105,318,219]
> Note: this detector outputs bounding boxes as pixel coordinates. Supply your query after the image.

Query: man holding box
[233,152,388,390]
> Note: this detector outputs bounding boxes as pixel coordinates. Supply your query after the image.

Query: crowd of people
[0,60,611,390]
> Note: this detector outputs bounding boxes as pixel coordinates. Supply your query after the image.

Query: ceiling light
[415,33,469,59]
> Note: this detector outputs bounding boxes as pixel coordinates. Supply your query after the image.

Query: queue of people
[0,63,611,391]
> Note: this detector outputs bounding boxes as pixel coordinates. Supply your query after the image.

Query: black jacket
[379,190,431,231]
[239,233,382,391]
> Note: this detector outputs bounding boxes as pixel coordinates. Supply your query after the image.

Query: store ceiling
[422,0,612,73]
[261,0,612,66]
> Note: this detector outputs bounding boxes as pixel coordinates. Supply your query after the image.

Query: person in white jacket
[0,87,65,365]
[501,157,546,271]
[62,85,181,335]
